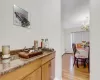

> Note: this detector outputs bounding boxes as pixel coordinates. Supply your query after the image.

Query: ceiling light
[81,17,89,31]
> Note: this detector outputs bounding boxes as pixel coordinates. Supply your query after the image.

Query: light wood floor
[62,54,89,80]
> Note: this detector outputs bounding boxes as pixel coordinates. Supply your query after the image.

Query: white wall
[0,0,42,50]
[0,0,62,80]
[90,0,100,79]
[64,27,86,53]
[40,0,62,80]
[61,29,65,55]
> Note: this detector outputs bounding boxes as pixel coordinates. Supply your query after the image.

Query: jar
[2,45,10,55]
[2,45,10,59]
[34,40,38,50]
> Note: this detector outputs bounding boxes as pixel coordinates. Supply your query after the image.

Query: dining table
[75,47,89,68]
[76,48,89,58]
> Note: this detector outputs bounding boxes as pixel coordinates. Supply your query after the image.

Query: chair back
[72,43,77,55]
[87,44,90,72]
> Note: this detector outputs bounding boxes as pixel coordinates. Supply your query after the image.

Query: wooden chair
[72,43,88,68]
[83,42,90,72]
[87,45,90,72]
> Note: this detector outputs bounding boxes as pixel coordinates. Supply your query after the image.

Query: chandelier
[81,17,89,31]
[81,24,89,31]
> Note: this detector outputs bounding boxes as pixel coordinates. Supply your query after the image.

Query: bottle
[45,39,49,48]
[41,39,44,48]
[41,39,43,48]
[34,40,38,51]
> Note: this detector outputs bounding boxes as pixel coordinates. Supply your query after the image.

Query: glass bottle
[45,39,49,48]
[41,39,45,48]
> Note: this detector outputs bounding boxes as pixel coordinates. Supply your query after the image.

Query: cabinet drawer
[0,59,41,80]
[42,53,55,65]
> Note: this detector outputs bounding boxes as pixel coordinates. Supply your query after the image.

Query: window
[71,31,89,47]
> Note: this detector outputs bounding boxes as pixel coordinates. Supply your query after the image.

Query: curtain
[71,31,89,44]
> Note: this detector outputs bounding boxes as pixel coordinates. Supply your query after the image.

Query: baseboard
[54,77,62,80]
[50,76,54,80]
[65,52,73,54]
[62,52,73,56]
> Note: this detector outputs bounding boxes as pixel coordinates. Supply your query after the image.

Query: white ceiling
[61,0,89,29]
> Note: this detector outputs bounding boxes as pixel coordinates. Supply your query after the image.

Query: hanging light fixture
[81,24,89,31]
[81,17,89,31]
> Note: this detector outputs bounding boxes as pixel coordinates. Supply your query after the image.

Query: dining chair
[72,43,88,68]
[86,45,90,72]
[84,42,90,72]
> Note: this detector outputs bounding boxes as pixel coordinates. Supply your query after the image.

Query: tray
[18,51,43,59]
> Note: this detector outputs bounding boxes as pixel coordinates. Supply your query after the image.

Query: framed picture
[13,5,30,28]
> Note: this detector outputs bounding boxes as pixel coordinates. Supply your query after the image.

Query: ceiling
[61,0,89,29]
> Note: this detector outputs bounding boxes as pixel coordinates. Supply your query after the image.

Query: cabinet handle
[49,62,51,67]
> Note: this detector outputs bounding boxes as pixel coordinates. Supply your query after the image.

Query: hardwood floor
[62,54,89,80]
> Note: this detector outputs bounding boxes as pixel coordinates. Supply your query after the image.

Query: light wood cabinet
[0,59,41,80]
[50,59,55,80]
[42,61,51,80]
[0,53,55,80]
[23,68,41,80]
[42,58,55,80]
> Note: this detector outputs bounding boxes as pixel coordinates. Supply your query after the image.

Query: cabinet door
[42,61,51,80]
[23,68,41,80]
[51,59,55,80]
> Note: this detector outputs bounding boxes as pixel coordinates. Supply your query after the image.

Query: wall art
[13,5,30,28]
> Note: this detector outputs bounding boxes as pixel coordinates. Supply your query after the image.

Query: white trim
[54,77,62,80]
[50,76,54,80]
